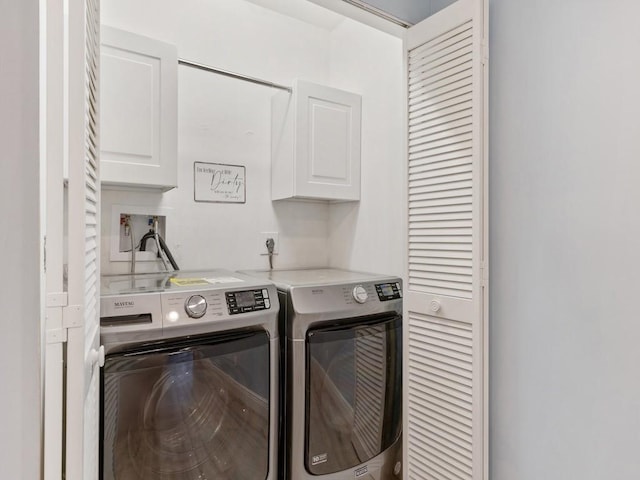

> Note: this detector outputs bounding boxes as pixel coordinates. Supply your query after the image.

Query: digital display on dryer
[375,282,402,301]
[379,284,394,297]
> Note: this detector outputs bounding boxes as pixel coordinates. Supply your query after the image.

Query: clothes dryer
[99,270,278,480]
[246,268,403,480]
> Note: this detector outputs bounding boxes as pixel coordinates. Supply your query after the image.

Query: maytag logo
[311,453,327,466]
[355,465,368,478]
[114,301,135,309]
[311,289,324,295]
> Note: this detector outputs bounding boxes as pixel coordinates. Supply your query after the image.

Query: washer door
[102,330,270,480]
[305,314,402,475]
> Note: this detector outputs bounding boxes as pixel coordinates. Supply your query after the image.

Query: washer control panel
[375,282,403,301]
[226,288,271,315]
[163,291,225,325]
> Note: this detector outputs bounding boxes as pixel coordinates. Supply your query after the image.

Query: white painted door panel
[66,0,102,478]
[404,0,488,478]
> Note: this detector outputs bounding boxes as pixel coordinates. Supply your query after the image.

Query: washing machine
[99,270,279,480]
[246,268,403,480]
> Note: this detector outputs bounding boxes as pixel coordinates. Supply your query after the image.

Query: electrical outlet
[259,232,279,255]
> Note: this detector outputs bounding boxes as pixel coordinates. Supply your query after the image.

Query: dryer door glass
[102,330,270,480]
[305,314,402,475]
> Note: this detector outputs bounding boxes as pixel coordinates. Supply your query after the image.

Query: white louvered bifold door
[65,0,102,478]
[404,0,488,479]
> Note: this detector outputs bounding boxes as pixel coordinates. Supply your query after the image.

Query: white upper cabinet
[100,26,177,191]
[271,79,362,202]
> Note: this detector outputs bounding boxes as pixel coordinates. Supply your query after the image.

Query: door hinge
[63,304,83,329]
[47,292,83,330]
[46,292,69,344]
[47,293,86,342]
[47,292,68,308]
[46,327,67,344]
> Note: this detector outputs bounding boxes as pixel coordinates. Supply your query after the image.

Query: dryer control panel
[375,282,402,301]
[226,288,271,315]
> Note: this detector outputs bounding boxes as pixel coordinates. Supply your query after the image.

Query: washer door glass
[305,314,402,475]
[102,330,270,480]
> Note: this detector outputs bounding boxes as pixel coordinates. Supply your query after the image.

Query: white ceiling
[103,0,452,43]
[242,0,459,34]
[361,0,457,25]
[242,0,344,30]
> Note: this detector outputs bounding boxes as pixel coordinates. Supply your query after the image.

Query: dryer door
[305,314,402,475]
[102,330,271,480]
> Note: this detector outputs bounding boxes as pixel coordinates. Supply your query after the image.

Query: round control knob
[352,285,368,304]
[185,295,207,318]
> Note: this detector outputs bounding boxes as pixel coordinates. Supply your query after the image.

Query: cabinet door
[405,0,488,479]
[295,80,361,201]
[100,26,177,191]
[271,80,361,202]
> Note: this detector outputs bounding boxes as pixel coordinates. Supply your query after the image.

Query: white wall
[101,0,403,276]
[0,0,42,478]
[489,0,640,478]
[100,0,335,274]
[327,20,405,277]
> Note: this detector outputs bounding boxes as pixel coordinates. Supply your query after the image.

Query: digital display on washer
[235,291,256,308]
[226,289,270,315]
[375,282,402,301]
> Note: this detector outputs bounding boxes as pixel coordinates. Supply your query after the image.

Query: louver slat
[410,127,473,154]
[409,22,472,59]
[409,91,472,122]
[410,117,473,144]
[409,79,472,112]
[410,50,473,90]
[409,405,473,455]
[410,158,472,177]
[409,261,472,276]
[410,99,472,132]
[409,141,473,164]
[409,29,473,79]
[410,258,472,271]
[410,210,472,221]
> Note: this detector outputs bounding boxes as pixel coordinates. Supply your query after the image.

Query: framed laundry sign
[194,162,246,203]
